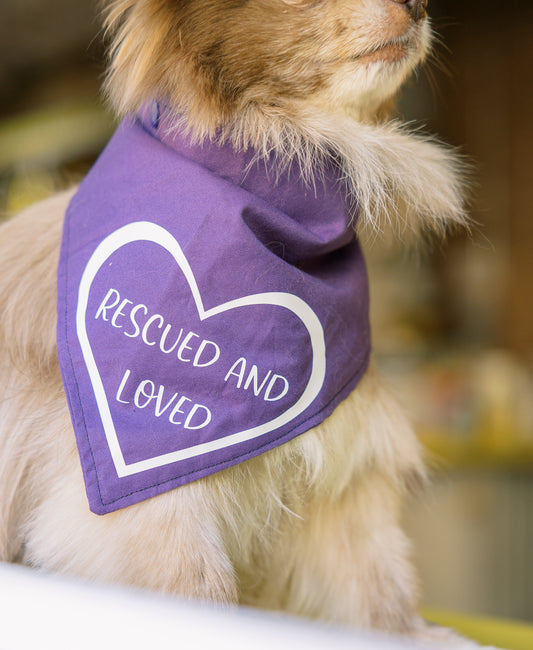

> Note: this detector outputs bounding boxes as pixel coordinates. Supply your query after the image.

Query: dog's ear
[101,0,136,30]
[102,0,183,117]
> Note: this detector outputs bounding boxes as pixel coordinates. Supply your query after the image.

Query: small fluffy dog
[0,0,492,646]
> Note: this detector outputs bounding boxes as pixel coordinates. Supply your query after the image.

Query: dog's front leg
[248,468,500,648]
[22,457,239,604]
[247,468,417,632]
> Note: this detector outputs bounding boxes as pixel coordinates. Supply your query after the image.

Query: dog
[0,0,495,646]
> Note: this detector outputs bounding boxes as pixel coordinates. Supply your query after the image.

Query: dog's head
[104,0,431,132]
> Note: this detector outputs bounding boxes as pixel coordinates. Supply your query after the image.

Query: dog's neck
[139,102,358,251]
[150,101,469,242]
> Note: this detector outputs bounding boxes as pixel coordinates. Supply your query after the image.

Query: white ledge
[0,562,430,650]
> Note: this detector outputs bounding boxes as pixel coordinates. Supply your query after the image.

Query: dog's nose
[389,0,428,23]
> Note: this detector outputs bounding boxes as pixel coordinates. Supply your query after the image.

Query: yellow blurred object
[381,349,533,468]
[0,100,115,219]
[423,610,533,650]
[6,171,57,215]
[0,102,114,172]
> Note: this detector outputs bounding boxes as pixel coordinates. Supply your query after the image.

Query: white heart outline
[76,221,326,478]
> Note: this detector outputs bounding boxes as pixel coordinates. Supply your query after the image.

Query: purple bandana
[56,103,370,514]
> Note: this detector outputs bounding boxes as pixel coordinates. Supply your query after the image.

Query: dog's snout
[388,0,428,23]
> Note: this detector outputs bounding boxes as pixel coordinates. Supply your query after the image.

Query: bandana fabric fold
[56,104,371,514]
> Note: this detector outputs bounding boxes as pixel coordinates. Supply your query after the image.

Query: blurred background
[1,0,532,626]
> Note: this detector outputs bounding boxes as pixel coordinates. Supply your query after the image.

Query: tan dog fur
[0,0,494,646]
